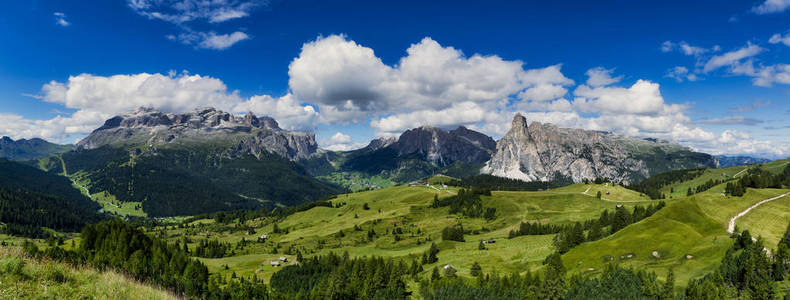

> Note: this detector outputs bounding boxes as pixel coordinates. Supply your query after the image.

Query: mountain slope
[0,136,72,161]
[54,107,341,217]
[318,126,496,183]
[482,114,718,184]
[0,159,101,237]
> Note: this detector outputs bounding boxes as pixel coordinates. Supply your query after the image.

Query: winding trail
[727,191,790,234]
[732,167,748,178]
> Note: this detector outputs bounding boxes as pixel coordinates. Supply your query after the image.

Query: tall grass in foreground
[0,246,176,299]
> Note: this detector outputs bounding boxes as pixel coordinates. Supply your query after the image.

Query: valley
[1,110,789,299]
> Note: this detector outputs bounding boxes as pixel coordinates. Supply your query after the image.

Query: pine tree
[427,243,439,263]
[587,220,603,241]
[431,267,441,282]
[661,268,674,300]
[470,262,482,277]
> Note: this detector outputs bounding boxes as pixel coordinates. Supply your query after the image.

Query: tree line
[726,165,790,197]
[25,220,269,299]
[685,224,790,299]
[446,174,555,191]
[430,189,497,220]
[626,168,706,199]
[509,202,665,254]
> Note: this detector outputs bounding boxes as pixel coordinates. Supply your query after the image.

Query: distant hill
[714,155,771,168]
[0,136,71,161]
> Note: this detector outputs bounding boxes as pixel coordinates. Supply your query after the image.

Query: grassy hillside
[658,159,790,198]
[563,175,790,287]
[155,183,657,283]
[0,246,175,299]
[562,198,730,286]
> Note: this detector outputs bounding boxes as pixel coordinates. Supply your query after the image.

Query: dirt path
[732,167,748,178]
[727,192,790,234]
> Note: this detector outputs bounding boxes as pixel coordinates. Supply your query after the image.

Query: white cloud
[370,101,501,136]
[12,72,318,143]
[729,60,790,87]
[703,43,764,73]
[128,0,264,24]
[128,0,259,50]
[518,84,568,101]
[232,93,318,131]
[585,67,623,87]
[318,132,366,151]
[53,12,70,27]
[289,34,572,129]
[660,41,713,56]
[752,0,790,14]
[700,116,764,126]
[200,31,250,50]
[40,72,243,113]
[168,30,250,50]
[665,66,699,82]
[769,31,790,47]
[573,80,684,115]
[9,35,788,157]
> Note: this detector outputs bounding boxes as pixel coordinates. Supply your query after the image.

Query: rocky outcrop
[481,114,718,184]
[77,107,319,160]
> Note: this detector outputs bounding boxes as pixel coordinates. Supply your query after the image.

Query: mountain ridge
[78,107,319,161]
[0,136,72,161]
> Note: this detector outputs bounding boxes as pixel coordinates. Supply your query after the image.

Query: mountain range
[12,106,774,216]
[42,107,339,217]
[0,136,72,161]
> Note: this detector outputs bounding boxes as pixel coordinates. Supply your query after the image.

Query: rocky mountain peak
[509,113,530,139]
[386,125,495,166]
[365,137,398,152]
[77,107,318,161]
[481,113,717,184]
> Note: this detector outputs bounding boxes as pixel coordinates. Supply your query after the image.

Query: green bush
[0,258,26,276]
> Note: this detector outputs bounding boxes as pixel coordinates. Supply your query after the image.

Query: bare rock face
[77,107,318,160]
[481,114,718,184]
[389,126,496,166]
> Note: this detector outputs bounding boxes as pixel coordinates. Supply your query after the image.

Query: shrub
[0,258,26,276]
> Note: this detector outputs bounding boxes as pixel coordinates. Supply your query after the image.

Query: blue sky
[1,0,789,157]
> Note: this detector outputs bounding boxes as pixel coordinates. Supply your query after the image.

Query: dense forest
[509,202,666,253]
[626,168,706,199]
[726,165,790,196]
[26,220,269,299]
[58,147,341,216]
[0,159,101,238]
[430,188,497,219]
